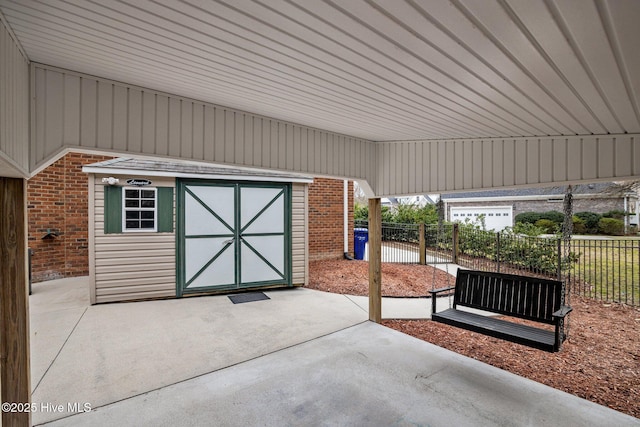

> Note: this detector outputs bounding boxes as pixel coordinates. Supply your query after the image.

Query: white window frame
[122,187,158,232]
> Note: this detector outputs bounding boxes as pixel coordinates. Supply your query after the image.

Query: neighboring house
[27,152,353,284]
[441,183,638,232]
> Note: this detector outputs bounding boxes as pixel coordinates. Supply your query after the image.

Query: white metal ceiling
[1,0,639,142]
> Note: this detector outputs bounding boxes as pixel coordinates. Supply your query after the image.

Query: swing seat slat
[430,269,572,352]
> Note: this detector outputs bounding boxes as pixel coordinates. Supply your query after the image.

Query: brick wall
[28,152,114,282]
[308,178,354,260]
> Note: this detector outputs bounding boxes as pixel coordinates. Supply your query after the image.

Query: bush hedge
[534,219,558,233]
[354,202,438,225]
[575,212,601,231]
[516,210,631,235]
[598,218,625,235]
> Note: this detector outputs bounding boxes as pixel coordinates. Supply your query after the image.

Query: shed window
[124,188,157,231]
[104,185,173,234]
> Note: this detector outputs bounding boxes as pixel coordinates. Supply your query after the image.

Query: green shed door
[177,180,291,296]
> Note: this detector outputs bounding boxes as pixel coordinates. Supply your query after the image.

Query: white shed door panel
[178,181,290,295]
[450,206,513,232]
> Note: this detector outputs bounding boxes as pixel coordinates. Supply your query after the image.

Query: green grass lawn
[567,239,640,305]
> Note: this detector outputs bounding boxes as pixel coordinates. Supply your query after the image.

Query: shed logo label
[126,179,152,186]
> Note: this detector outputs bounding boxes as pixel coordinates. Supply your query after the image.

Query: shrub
[498,230,563,275]
[458,223,494,258]
[572,215,586,234]
[354,203,368,221]
[354,202,439,225]
[515,212,543,224]
[540,210,564,224]
[575,212,602,232]
[603,210,626,220]
[393,203,438,224]
[510,222,546,236]
[598,218,624,235]
[534,219,558,234]
[381,206,395,223]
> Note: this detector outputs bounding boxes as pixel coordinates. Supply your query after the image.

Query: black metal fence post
[496,232,501,273]
[452,223,459,265]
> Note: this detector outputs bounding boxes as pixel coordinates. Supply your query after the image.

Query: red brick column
[27,153,114,282]
[308,178,354,260]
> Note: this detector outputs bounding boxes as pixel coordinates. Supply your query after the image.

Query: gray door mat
[228,292,270,304]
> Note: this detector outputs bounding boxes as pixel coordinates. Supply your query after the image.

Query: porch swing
[428,199,573,353]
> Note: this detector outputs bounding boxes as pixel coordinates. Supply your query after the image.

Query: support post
[0,178,31,427]
[419,223,426,265]
[368,198,382,323]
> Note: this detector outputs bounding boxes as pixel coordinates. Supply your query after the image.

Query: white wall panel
[0,18,28,176]
[31,64,373,182]
[375,134,640,197]
[566,138,582,181]
[539,139,553,183]
[481,140,492,188]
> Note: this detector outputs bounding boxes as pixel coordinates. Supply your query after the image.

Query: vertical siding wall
[31,64,373,183]
[92,176,176,304]
[291,183,307,286]
[0,18,29,175]
[374,136,640,197]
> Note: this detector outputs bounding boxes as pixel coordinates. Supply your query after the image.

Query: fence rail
[355,220,640,306]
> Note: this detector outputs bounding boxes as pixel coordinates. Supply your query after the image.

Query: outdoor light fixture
[102,177,119,185]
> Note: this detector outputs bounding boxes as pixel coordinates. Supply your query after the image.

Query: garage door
[177,180,291,296]
[450,206,513,231]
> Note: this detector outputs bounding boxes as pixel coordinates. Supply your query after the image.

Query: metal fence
[568,238,639,306]
[355,220,640,306]
[455,226,640,305]
[355,220,420,263]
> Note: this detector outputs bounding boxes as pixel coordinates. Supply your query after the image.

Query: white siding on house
[374,135,640,197]
[0,18,29,177]
[92,175,176,304]
[291,183,307,286]
[31,64,372,183]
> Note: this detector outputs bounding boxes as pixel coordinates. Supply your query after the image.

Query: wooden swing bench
[430,269,572,352]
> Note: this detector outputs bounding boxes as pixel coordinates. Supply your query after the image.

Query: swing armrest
[428,286,455,296]
[552,305,572,319]
[429,286,455,315]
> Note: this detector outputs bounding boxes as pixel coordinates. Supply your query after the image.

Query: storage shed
[83,158,312,304]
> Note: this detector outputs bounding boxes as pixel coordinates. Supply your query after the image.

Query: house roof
[83,158,314,184]
[440,182,620,200]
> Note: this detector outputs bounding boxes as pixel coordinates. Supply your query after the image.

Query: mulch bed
[308,259,640,418]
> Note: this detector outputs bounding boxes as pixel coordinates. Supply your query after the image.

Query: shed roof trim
[83,158,314,183]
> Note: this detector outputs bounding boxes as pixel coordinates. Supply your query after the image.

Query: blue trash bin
[353,228,369,260]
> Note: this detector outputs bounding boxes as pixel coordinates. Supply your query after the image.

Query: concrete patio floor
[29,278,639,426]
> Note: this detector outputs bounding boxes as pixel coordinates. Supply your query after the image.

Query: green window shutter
[104,186,122,234]
[157,187,174,232]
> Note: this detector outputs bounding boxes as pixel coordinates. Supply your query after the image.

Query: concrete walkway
[29,277,638,426]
